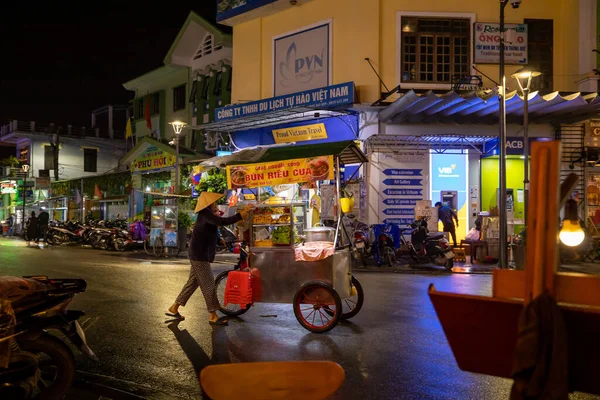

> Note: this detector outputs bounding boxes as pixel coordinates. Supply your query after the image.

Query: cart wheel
[324,276,364,320]
[215,270,252,316]
[153,237,164,257]
[293,281,342,333]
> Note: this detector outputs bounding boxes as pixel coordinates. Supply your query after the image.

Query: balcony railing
[0,120,125,140]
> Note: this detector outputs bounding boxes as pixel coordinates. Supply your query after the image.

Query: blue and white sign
[383,189,423,196]
[215,82,354,123]
[430,153,467,215]
[384,218,413,225]
[216,0,277,23]
[383,198,421,206]
[383,179,423,186]
[484,136,552,156]
[383,209,415,216]
[274,21,331,96]
[383,169,422,176]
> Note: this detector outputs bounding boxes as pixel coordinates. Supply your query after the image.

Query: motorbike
[370,224,397,267]
[46,221,90,246]
[216,226,238,253]
[406,217,455,270]
[109,227,133,252]
[0,275,97,399]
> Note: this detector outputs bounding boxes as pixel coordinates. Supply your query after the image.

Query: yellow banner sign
[272,123,327,144]
[131,146,176,173]
[226,156,334,189]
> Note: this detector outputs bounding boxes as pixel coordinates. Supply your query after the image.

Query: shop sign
[274,21,331,96]
[216,0,277,23]
[19,147,29,163]
[485,137,552,156]
[589,120,600,137]
[0,181,18,194]
[131,146,176,174]
[272,123,328,144]
[474,23,528,64]
[430,153,467,219]
[35,177,51,189]
[215,82,354,123]
[226,155,334,189]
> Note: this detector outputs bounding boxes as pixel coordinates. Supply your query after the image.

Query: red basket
[224,271,253,309]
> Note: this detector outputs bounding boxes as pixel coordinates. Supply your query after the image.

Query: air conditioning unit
[39,169,50,178]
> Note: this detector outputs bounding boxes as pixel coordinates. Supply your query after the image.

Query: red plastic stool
[224,271,253,309]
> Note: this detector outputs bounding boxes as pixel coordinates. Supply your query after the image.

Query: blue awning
[379,90,600,125]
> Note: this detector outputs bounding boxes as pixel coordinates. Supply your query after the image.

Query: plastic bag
[466,228,480,241]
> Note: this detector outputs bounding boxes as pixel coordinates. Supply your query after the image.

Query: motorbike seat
[425,232,444,241]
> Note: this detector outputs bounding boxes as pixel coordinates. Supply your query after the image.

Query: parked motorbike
[216,226,238,253]
[407,217,455,270]
[370,224,397,267]
[0,275,97,399]
[47,221,90,245]
[110,227,133,252]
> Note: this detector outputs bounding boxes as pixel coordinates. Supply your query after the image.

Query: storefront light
[146,186,151,192]
[559,199,585,247]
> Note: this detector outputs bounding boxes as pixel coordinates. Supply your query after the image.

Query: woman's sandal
[209,319,228,326]
[165,312,185,320]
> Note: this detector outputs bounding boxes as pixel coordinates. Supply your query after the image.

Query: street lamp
[21,163,30,234]
[498,0,524,269]
[511,68,541,230]
[169,121,186,193]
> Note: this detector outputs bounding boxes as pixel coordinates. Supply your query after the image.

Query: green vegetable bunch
[272,226,291,244]
[196,169,228,205]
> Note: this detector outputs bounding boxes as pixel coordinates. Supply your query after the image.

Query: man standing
[37,208,50,244]
[435,201,459,247]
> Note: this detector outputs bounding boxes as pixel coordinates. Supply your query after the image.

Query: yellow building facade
[230,0,584,105]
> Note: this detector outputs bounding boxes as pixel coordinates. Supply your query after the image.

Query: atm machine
[440,190,458,212]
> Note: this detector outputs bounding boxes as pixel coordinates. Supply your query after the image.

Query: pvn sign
[274,21,331,96]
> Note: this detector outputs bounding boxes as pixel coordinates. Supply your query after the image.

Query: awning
[365,134,496,154]
[198,140,368,169]
[378,90,600,125]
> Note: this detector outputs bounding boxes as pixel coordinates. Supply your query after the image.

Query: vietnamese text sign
[384,218,413,225]
[131,146,176,174]
[0,181,18,194]
[226,156,334,189]
[216,0,276,22]
[35,177,51,189]
[215,82,354,123]
[474,23,528,64]
[274,22,331,96]
[272,123,327,144]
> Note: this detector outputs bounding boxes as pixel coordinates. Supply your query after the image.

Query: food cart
[198,140,368,333]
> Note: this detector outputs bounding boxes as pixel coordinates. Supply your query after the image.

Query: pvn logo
[279,42,325,88]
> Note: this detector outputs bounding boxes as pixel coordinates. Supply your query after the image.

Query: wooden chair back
[200,361,345,400]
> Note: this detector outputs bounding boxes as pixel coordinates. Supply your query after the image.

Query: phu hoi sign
[131,145,176,174]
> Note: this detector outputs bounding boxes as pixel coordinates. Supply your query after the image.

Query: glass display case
[149,205,178,247]
[250,203,307,247]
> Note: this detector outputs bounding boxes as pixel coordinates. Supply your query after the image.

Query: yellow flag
[125,118,133,139]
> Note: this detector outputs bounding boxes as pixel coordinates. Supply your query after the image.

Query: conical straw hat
[195,192,225,213]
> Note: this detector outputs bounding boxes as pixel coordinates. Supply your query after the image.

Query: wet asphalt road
[0,238,597,400]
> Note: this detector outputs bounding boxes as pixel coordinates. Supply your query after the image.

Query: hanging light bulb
[559,199,585,247]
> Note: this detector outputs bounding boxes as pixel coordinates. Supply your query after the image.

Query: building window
[525,19,553,93]
[136,99,144,119]
[194,33,214,60]
[214,71,223,96]
[44,145,54,171]
[201,78,210,100]
[84,149,97,173]
[400,17,470,84]
[151,92,160,115]
[173,85,186,111]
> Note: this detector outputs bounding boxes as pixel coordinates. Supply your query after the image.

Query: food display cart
[198,140,368,333]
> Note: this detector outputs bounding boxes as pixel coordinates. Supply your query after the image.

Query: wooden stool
[460,240,489,263]
[454,248,466,262]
